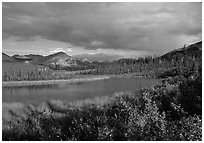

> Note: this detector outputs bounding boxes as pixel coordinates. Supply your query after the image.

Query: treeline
[2,70,202,141]
[2,43,202,81]
[3,54,201,81]
[83,53,201,79]
[2,63,96,81]
[86,42,202,78]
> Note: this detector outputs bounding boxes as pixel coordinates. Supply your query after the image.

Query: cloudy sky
[2,2,202,61]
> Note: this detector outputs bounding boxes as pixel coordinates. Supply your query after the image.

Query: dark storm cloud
[2,2,202,53]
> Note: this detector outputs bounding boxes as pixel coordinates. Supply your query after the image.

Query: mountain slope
[2,41,201,72]
[161,41,202,61]
[2,51,95,70]
[24,54,44,64]
[2,53,15,63]
[41,52,77,69]
[73,53,122,62]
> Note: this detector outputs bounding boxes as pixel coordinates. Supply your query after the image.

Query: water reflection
[2,78,160,105]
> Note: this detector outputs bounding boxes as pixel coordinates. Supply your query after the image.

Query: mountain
[12,55,32,63]
[161,41,202,61]
[2,51,95,70]
[75,58,92,64]
[12,54,45,64]
[41,52,87,70]
[41,52,75,69]
[73,53,122,62]
[12,55,31,60]
[41,52,94,70]
[2,53,15,62]
[2,41,202,71]
[24,54,44,64]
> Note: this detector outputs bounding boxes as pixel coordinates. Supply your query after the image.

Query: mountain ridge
[161,41,202,61]
[2,41,202,70]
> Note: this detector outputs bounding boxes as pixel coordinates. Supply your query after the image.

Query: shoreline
[2,75,111,87]
[2,73,157,87]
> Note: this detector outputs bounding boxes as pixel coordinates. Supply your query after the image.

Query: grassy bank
[2,75,202,141]
[2,73,153,87]
[2,75,110,87]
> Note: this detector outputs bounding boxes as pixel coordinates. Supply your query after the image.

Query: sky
[2,2,202,61]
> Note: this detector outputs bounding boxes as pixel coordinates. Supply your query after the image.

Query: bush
[165,115,202,141]
[127,90,166,141]
[179,77,202,115]
[152,83,187,120]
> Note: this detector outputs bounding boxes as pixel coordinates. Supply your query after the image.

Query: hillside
[161,41,202,61]
[2,41,202,73]
[2,52,95,70]
[24,54,45,64]
[2,53,15,63]
[41,52,75,69]
[41,52,95,70]
[73,53,121,62]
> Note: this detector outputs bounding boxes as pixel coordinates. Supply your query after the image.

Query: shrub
[127,90,166,141]
[165,115,202,141]
[179,77,202,115]
[152,83,186,120]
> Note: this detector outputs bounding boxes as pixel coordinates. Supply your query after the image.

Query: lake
[2,78,160,105]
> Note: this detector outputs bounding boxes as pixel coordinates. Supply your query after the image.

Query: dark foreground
[2,74,202,141]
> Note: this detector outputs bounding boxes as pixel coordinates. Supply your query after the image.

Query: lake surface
[2,78,160,105]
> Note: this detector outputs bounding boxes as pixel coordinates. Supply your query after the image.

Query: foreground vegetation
[2,73,202,141]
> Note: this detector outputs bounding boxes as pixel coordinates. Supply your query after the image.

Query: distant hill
[73,53,122,62]
[24,54,44,65]
[2,53,15,63]
[12,55,31,60]
[8,52,94,70]
[12,55,32,63]
[41,52,77,70]
[161,41,202,61]
[2,41,202,71]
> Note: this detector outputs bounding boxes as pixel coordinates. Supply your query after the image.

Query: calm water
[2,78,159,105]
